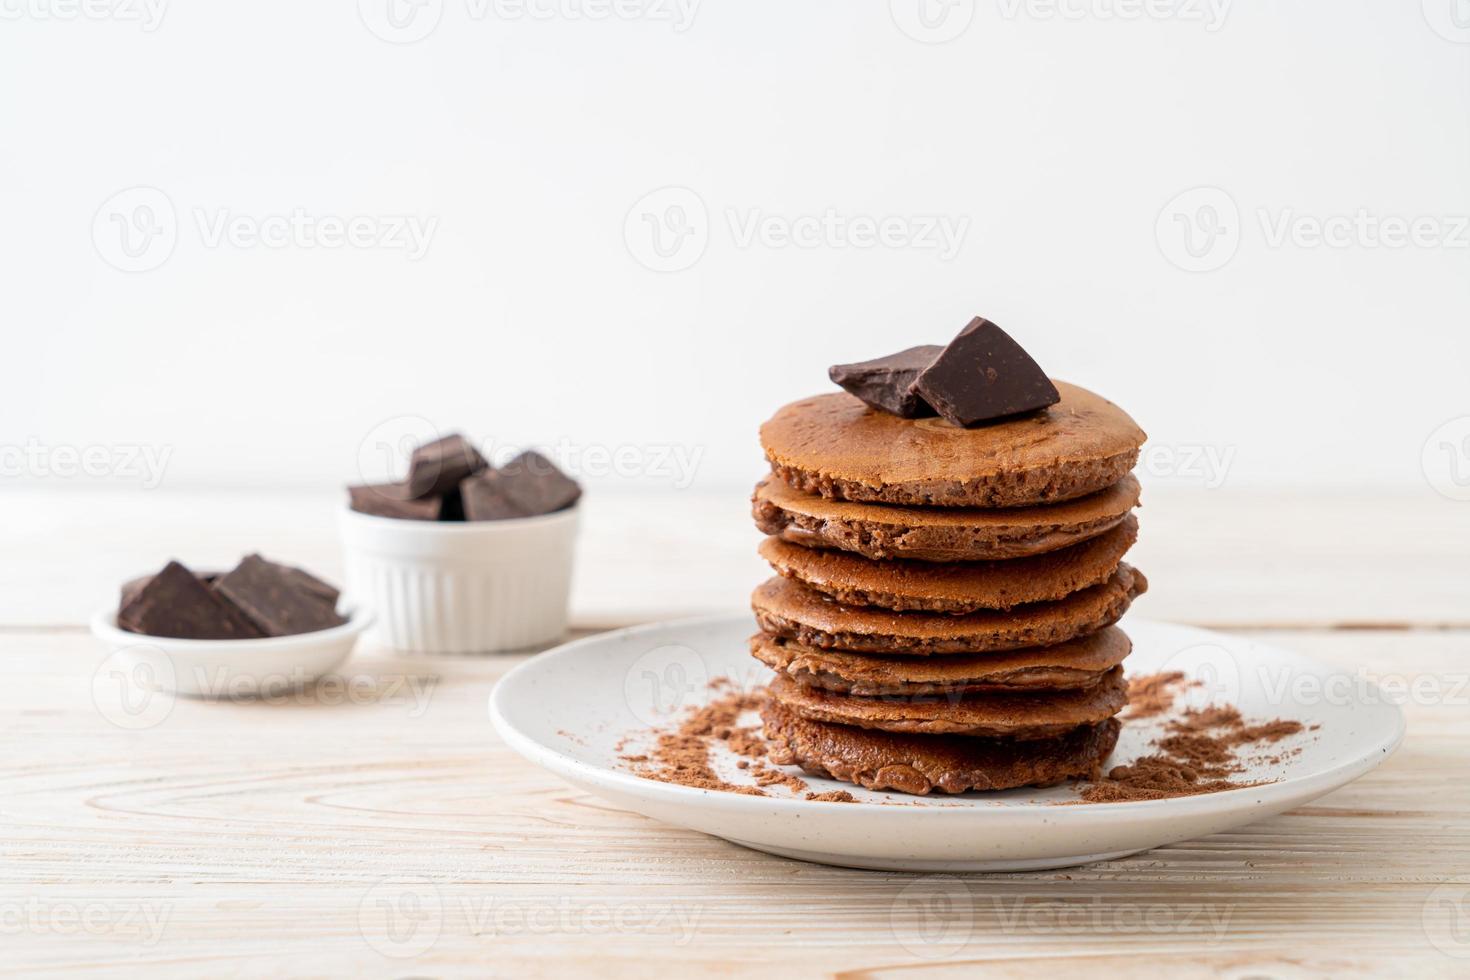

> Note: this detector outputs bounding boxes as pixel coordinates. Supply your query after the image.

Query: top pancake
[760,382,1146,508]
[753,473,1141,562]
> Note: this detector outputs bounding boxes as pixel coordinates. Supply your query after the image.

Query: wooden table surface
[3,486,1469,977]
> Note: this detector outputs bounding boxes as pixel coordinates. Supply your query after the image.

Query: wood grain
[3,487,1466,974]
[4,486,1469,629]
[3,626,1467,976]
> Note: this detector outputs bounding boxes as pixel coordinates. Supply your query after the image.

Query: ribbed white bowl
[338,504,579,654]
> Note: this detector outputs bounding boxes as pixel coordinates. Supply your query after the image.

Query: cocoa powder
[621,683,839,797]
[1078,671,1306,803]
[1122,670,1196,720]
[621,685,806,796]
[622,671,1310,805]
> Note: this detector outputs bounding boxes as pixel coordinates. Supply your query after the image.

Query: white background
[2,0,1467,495]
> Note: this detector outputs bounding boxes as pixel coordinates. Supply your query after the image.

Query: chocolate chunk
[118,560,265,640]
[501,450,583,512]
[912,317,1060,427]
[828,345,941,418]
[461,451,581,521]
[120,572,154,611]
[348,483,443,521]
[459,474,523,521]
[438,485,466,522]
[406,434,486,500]
[214,555,346,637]
[267,560,340,607]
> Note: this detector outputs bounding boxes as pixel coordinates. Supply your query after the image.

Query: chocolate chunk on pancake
[759,514,1136,613]
[910,316,1061,427]
[766,668,1127,739]
[763,700,1121,795]
[828,344,942,418]
[753,473,1140,562]
[760,382,1146,508]
[751,564,1147,656]
[750,627,1132,696]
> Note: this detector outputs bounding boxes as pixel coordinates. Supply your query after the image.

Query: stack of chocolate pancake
[751,380,1148,795]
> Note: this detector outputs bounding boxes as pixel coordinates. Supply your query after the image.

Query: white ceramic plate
[490,615,1404,872]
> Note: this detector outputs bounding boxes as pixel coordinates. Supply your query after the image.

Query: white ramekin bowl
[337,504,580,654]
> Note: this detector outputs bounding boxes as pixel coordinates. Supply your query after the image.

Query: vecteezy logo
[357,414,443,486]
[358,0,444,43]
[91,646,176,730]
[623,187,708,272]
[1155,186,1240,272]
[623,643,709,727]
[92,186,177,272]
[1423,417,1470,501]
[358,880,443,958]
[1423,0,1470,43]
[1152,640,1242,709]
[889,0,975,43]
[1423,883,1470,958]
[890,876,973,959]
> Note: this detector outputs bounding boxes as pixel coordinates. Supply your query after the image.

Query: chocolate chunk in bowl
[340,433,582,652]
[405,433,488,499]
[461,450,582,521]
[347,482,444,521]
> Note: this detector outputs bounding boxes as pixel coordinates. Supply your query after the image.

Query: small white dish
[490,615,1405,872]
[89,606,373,698]
[338,503,579,654]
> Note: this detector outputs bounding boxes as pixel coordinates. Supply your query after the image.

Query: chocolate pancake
[760,382,1146,508]
[766,668,1127,739]
[763,701,1121,795]
[753,473,1141,562]
[751,564,1147,656]
[758,514,1137,613]
[750,627,1132,696]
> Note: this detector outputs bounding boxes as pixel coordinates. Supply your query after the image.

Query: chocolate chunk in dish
[214,555,347,637]
[461,451,581,521]
[438,485,466,522]
[264,558,340,607]
[348,482,444,520]
[406,433,487,499]
[120,572,154,610]
[118,560,265,640]
[828,345,942,418]
[912,317,1061,427]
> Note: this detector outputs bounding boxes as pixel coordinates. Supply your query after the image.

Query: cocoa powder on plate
[620,682,805,796]
[1078,672,1306,803]
[622,672,1310,805]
